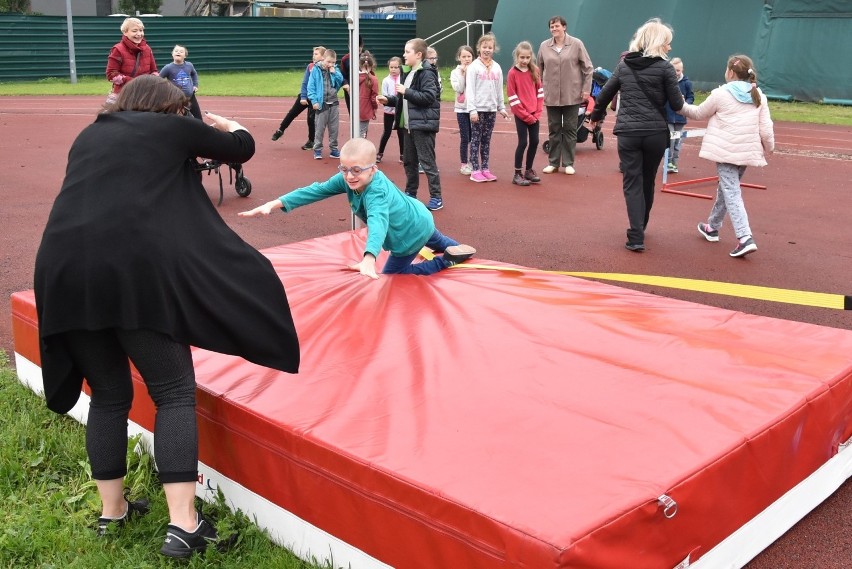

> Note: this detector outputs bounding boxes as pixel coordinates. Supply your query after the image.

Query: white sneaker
[542,165,557,174]
[564,165,576,175]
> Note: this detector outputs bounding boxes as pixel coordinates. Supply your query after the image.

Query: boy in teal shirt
[239,139,475,279]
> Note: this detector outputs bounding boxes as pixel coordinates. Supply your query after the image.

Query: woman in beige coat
[679,54,774,258]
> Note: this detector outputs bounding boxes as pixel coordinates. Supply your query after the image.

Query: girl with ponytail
[678,54,775,258]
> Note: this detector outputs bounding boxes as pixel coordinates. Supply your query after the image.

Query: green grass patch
[1,71,850,125]
[0,351,326,568]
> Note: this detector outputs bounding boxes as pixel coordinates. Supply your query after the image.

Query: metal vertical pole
[65,0,78,84]
[347,0,360,229]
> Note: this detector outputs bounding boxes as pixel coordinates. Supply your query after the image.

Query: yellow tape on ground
[435,255,849,310]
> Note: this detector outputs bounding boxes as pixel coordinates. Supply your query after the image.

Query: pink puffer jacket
[680,85,774,167]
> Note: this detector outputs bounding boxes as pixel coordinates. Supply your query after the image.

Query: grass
[0,351,326,568]
[3,70,850,125]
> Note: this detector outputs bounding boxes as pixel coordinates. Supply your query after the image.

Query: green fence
[491,0,852,103]
[0,15,416,82]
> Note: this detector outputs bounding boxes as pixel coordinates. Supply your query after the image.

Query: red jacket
[358,71,379,121]
[507,66,543,124]
[106,36,158,95]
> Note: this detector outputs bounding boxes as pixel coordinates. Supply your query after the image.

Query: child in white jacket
[465,33,509,182]
[679,54,774,258]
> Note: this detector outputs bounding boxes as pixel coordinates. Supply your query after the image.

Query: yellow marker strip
[423,250,850,310]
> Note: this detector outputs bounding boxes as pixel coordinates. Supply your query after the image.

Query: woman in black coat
[590,19,684,251]
[34,75,299,558]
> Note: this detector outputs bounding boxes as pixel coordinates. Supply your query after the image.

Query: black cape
[34,111,300,413]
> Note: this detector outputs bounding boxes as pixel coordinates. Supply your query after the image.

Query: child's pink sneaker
[469,170,488,183]
[481,169,497,181]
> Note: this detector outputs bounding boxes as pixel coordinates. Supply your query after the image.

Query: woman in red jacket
[105,17,158,105]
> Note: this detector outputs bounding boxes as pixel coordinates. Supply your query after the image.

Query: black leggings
[63,328,198,484]
[514,116,540,170]
[377,112,404,156]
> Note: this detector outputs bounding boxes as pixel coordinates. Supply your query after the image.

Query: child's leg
[469,117,484,171]
[401,130,419,196]
[396,127,405,157]
[671,123,685,165]
[381,230,459,275]
[307,106,316,144]
[359,120,369,138]
[457,112,471,164]
[188,94,202,120]
[714,163,752,239]
[526,121,540,170]
[378,113,394,154]
[477,112,497,171]
[313,108,328,151]
[513,115,528,170]
[279,98,307,131]
[328,105,340,151]
[411,130,441,199]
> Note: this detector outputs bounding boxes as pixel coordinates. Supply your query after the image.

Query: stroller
[195,159,252,206]
[542,66,611,153]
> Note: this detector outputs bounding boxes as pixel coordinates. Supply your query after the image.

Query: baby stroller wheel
[594,130,604,150]
[235,174,252,197]
[542,140,551,153]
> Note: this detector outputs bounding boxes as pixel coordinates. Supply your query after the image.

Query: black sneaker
[96,490,150,536]
[301,141,313,150]
[729,237,757,258]
[697,222,720,242]
[271,129,284,141]
[512,172,531,186]
[160,513,220,559]
[443,244,476,266]
[625,242,645,252]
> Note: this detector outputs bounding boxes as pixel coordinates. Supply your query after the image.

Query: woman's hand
[204,111,246,133]
[376,95,388,105]
[470,110,479,123]
[394,83,407,96]
[238,199,282,217]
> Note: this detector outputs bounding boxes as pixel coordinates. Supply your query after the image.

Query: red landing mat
[12,230,852,568]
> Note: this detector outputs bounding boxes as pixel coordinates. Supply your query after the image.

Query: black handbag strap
[626,63,667,121]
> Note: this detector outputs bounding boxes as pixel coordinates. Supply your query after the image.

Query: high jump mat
[11,230,852,568]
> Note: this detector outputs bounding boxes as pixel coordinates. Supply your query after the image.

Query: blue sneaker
[313,150,322,160]
[330,149,341,159]
[426,197,443,211]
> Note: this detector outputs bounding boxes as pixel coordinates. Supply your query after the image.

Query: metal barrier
[424,19,492,49]
[661,128,767,199]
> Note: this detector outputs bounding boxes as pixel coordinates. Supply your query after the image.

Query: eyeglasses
[338,163,375,176]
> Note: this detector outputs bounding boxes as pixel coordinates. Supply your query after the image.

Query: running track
[1,96,850,567]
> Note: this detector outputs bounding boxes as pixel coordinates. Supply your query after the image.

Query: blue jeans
[381,229,458,275]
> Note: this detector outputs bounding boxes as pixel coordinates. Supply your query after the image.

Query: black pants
[63,328,198,484]
[278,98,316,143]
[378,112,404,156]
[617,130,669,245]
[187,94,202,120]
[402,130,441,198]
[514,116,540,170]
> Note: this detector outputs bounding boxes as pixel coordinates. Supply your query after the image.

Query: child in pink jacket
[679,54,774,258]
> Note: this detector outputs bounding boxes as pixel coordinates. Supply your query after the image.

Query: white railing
[425,19,492,48]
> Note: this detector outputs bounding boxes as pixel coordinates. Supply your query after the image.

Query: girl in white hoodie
[679,54,774,258]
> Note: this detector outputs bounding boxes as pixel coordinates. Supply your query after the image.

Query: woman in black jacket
[590,19,684,251]
[34,75,299,558]
[377,38,444,211]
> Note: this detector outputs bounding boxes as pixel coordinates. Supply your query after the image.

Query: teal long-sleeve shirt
[278,170,435,258]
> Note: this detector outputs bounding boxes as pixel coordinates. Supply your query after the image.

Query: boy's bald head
[340,138,377,163]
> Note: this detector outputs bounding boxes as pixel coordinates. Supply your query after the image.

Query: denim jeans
[381,229,459,275]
